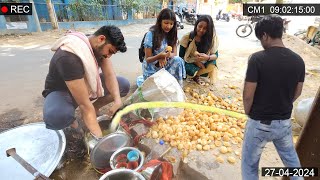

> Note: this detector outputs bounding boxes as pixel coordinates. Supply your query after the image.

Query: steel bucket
[99,169,145,180]
[85,115,132,171]
[0,122,66,179]
[110,147,144,172]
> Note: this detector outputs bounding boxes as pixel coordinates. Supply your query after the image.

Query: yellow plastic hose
[110,101,247,132]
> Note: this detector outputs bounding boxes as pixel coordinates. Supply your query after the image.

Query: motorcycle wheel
[236,24,253,38]
[181,25,184,29]
[226,17,230,22]
[216,15,219,20]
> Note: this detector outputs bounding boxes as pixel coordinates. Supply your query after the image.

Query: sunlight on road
[0,52,15,57]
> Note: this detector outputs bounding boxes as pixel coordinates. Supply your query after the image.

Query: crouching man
[42,26,130,138]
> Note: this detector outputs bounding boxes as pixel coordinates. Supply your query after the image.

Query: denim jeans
[241,118,303,180]
[43,76,130,130]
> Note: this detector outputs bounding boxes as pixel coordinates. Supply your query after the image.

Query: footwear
[96,111,104,117]
[192,76,205,86]
[64,120,84,139]
[63,122,86,158]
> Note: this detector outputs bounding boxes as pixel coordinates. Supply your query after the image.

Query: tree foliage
[229,0,243,3]
[68,0,105,21]
[120,0,161,13]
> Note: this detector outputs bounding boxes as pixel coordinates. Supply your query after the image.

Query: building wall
[197,0,216,17]
[39,18,156,31]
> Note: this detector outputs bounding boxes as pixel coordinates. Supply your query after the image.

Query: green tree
[120,0,140,12]
[69,0,105,21]
[120,0,160,18]
[229,0,242,3]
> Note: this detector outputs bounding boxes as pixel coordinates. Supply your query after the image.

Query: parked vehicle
[216,10,230,22]
[236,16,291,38]
[181,7,197,25]
[174,8,184,29]
[294,25,320,46]
[235,16,263,38]
[231,11,244,21]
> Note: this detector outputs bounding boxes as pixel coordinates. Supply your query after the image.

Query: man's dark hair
[255,14,284,40]
[94,25,127,52]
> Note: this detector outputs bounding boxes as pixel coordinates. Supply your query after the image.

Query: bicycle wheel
[294,30,306,36]
[236,24,253,38]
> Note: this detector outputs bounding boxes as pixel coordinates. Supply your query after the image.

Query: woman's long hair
[193,15,216,53]
[150,8,177,50]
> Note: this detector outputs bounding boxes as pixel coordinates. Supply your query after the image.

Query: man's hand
[293,82,303,102]
[107,100,123,117]
[196,53,210,62]
[194,61,205,69]
[243,81,257,115]
[65,78,103,138]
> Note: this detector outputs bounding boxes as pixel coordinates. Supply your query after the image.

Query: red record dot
[1,6,8,13]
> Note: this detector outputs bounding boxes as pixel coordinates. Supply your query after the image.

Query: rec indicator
[0,3,32,15]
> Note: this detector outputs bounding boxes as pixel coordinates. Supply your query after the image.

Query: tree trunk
[46,0,58,29]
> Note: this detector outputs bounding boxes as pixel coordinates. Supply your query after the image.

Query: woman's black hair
[193,15,215,53]
[255,14,283,40]
[150,8,177,50]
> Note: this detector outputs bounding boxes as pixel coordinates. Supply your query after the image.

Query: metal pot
[99,169,145,180]
[0,122,66,179]
[110,147,144,171]
[85,115,123,152]
[85,115,133,170]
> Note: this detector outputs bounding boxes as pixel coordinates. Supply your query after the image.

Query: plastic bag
[125,69,186,120]
[294,97,315,126]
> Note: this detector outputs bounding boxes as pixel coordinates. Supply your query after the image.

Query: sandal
[192,76,205,86]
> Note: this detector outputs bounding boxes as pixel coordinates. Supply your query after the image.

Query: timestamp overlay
[243,4,320,16]
[262,167,319,177]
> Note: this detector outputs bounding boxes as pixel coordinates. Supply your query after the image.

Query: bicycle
[235,16,263,38]
[236,16,291,38]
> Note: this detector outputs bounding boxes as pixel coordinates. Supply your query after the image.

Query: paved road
[0,19,261,122]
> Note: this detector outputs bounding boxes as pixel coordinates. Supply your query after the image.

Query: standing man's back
[242,14,305,180]
[247,47,305,120]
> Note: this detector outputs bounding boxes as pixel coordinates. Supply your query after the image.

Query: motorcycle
[191,8,196,14]
[231,11,244,21]
[235,16,263,38]
[181,7,197,25]
[175,9,184,29]
[216,10,230,22]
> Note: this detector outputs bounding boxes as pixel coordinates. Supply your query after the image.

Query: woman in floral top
[142,8,186,86]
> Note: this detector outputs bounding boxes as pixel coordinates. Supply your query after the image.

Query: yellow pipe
[110,101,247,132]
